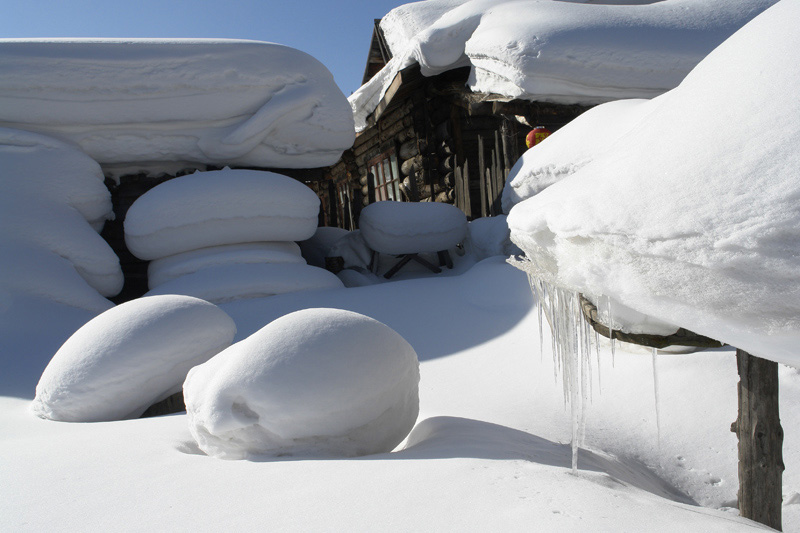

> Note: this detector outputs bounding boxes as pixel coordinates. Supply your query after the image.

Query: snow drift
[184,308,419,459]
[351,0,775,130]
[32,295,236,422]
[0,39,356,174]
[124,168,320,260]
[508,0,800,365]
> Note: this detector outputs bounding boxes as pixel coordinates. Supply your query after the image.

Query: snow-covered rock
[184,308,420,459]
[1,196,123,297]
[145,263,344,304]
[298,226,350,268]
[0,128,112,229]
[501,99,653,213]
[124,168,320,260]
[508,0,800,365]
[359,201,467,255]
[352,0,775,131]
[32,295,236,422]
[0,39,355,174]
[147,242,304,289]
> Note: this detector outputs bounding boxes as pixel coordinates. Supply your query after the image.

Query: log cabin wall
[325,65,591,228]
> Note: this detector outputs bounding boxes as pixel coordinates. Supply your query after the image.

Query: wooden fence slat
[478,135,487,217]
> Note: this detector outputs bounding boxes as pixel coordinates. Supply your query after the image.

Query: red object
[526,126,552,148]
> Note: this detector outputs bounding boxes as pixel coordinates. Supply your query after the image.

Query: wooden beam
[733,349,784,530]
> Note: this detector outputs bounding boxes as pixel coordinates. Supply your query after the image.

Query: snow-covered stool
[358,201,467,279]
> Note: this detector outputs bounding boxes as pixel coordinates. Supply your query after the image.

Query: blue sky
[0,0,407,96]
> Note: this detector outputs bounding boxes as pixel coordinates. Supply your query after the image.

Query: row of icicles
[526,274,661,474]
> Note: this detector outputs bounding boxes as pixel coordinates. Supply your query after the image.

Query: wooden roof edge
[361,19,393,86]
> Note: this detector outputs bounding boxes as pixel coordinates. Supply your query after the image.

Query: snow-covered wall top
[507,0,800,366]
[351,0,776,131]
[0,39,356,174]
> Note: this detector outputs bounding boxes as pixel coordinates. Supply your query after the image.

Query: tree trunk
[732,348,784,530]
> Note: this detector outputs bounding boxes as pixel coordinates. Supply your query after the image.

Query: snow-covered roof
[0,39,356,174]
[350,0,777,131]
[507,0,800,365]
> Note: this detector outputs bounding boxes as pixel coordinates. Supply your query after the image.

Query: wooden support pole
[732,348,784,530]
[478,135,487,217]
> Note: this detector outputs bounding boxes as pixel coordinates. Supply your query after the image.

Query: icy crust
[124,169,320,260]
[0,128,112,227]
[144,263,344,304]
[0,39,355,171]
[1,197,123,297]
[359,201,468,255]
[32,296,236,422]
[184,308,420,459]
[148,242,304,289]
[508,0,800,365]
[351,0,775,131]
[502,99,653,213]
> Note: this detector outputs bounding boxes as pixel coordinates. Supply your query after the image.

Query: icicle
[652,347,662,449]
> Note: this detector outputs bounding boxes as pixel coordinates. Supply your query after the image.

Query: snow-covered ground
[2,257,800,531]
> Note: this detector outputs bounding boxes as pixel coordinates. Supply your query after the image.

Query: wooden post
[732,348,784,530]
[478,135,487,217]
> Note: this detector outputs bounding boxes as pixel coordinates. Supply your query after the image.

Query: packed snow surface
[147,242,304,289]
[145,263,344,304]
[359,201,468,255]
[32,296,236,422]
[0,127,112,230]
[351,0,775,130]
[124,168,320,260]
[508,0,800,365]
[0,39,355,173]
[501,99,653,213]
[184,308,420,459]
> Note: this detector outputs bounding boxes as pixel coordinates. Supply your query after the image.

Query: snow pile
[145,263,344,304]
[124,168,320,260]
[32,295,236,422]
[125,168,344,302]
[359,201,467,255]
[466,214,521,260]
[501,99,653,212]
[184,308,419,459]
[298,226,350,268]
[0,39,355,174]
[508,0,800,365]
[148,242,304,289]
[0,128,121,312]
[351,0,775,130]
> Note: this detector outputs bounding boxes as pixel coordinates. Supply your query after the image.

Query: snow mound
[502,99,653,213]
[508,0,800,365]
[0,39,355,173]
[359,201,467,255]
[351,0,775,131]
[184,308,420,459]
[145,263,344,304]
[148,242,304,289]
[32,295,236,422]
[466,215,521,260]
[0,241,115,314]
[124,168,320,260]
[326,230,374,270]
[298,226,350,268]
[0,127,112,229]
[1,196,123,297]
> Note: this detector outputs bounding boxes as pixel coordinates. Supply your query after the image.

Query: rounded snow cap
[184,308,420,459]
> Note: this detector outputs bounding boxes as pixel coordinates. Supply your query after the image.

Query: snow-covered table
[359,201,467,278]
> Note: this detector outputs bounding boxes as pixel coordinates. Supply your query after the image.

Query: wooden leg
[384,254,415,279]
[410,254,441,274]
[732,348,784,530]
[437,250,453,269]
